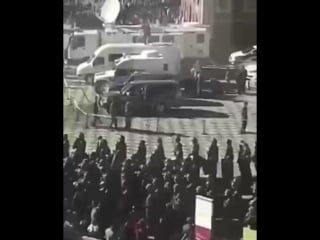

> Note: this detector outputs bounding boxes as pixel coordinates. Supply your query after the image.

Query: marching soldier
[207,138,219,178]
[240,101,248,134]
[73,132,86,157]
[174,135,183,160]
[222,139,234,183]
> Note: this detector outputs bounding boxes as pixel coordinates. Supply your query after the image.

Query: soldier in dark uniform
[238,142,253,194]
[174,135,183,161]
[124,100,133,130]
[148,138,165,178]
[116,135,127,161]
[190,137,202,183]
[191,137,200,159]
[134,140,147,166]
[110,136,127,175]
[207,138,219,178]
[222,139,234,184]
[155,137,166,162]
[109,97,118,129]
[241,101,248,134]
[73,132,86,157]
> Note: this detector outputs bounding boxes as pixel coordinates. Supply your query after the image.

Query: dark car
[181,65,238,96]
[106,79,181,115]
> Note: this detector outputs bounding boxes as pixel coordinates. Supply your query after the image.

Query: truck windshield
[115,69,131,77]
[86,54,95,63]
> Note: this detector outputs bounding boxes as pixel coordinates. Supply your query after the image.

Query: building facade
[181,0,257,63]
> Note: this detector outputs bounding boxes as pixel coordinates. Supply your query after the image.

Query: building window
[216,0,231,13]
[71,36,85,50]
[244,0,256,12]
[163,35,174,43]
[149,36,160,43]
[197,34,205,43]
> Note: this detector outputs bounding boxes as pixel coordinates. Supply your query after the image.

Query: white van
[76,43,180,83]
[115,50,180,75]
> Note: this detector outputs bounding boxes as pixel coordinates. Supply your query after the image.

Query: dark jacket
[73,138,86,155]
[208,144,219,162]
[174,142,183,160]
[155,143,166,161]
[135,144,146,164]
[225,145,234,161]
[96,139,111,156]
[192,143,200,157]
[116,141,127,160]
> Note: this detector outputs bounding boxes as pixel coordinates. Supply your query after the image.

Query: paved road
[64,83,256,178]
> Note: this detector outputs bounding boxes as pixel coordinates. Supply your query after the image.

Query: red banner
[195,225,212,240]
[195,195,213,240]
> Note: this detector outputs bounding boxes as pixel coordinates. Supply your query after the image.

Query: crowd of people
[64,133,257,240]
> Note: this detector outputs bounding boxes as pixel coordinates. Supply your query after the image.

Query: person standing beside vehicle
[124,100,133,130]
[93,94,102,127]
[236,65,247,95]
[191,60,201,96]
[142,18,151,45]
[109,97,118,129]
[225,66,231,93]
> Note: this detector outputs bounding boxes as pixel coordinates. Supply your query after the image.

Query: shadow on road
[178,98,224,107]
[92,125,189,137]
[130,108,229,118]
[243,131,257,135]
[166,108,229,119]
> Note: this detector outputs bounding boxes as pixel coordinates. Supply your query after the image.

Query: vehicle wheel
[155,103,166,115]
[85,74,94,86]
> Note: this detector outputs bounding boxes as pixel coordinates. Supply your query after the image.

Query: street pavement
[64,83,256,178]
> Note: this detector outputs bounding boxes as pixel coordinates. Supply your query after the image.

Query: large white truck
[115,49,181,75]
[77,43,181,83]
[93,49,181,92]
[67,23,211,63]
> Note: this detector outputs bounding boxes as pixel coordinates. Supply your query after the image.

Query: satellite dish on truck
[100,0,120,24]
